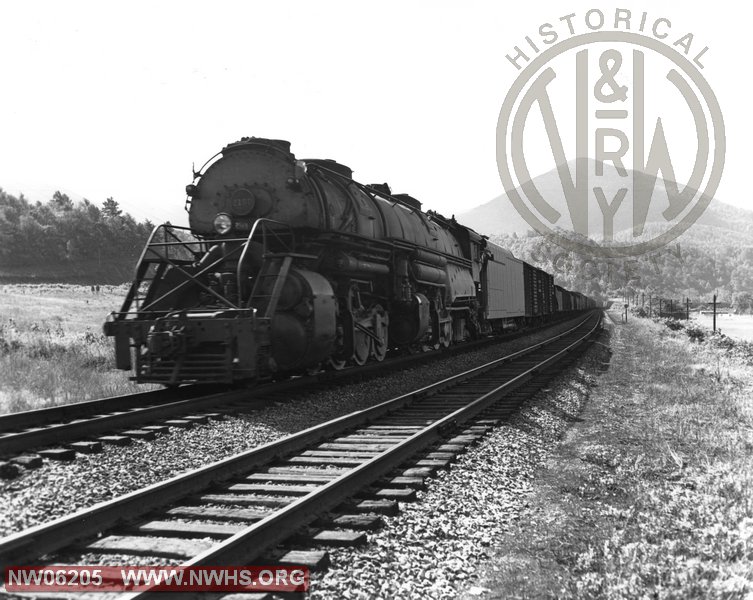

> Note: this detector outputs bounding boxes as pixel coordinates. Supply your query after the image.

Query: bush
[658,317,685,331]
[684,324,705,342]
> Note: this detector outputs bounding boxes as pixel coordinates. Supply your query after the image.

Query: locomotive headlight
[213,213,233,235]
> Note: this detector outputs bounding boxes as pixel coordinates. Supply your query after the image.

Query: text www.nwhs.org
[4,565,309,592]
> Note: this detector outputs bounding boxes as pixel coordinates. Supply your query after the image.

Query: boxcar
[555,284,572,312]
[572,292,586,311]
[523,262,555,318]
[482,241,525,320]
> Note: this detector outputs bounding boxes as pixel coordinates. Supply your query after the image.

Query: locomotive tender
[104,137,597,385]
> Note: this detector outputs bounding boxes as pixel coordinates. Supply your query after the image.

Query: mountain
[459,159,753,246]
[460,160,753,303]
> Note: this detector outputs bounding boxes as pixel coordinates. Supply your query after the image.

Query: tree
[81,198,101,222]
[102,197,122,218]
[734,292,753,314]
[52,190,73,211]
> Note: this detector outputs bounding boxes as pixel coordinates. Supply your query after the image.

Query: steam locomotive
[104,138,598,385]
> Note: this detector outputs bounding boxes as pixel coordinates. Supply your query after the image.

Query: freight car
[554,285,597,313]
[104,138,598,385]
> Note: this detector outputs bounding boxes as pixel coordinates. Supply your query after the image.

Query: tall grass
[0,284,157,413]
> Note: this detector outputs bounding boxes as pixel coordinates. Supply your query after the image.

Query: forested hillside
[490,228,753,311]
[0,189,154,283]
[459,160,753,309]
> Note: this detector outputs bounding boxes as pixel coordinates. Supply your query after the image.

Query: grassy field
[693,313,753,342]
[0,284,157,414]
[468,311,753,599]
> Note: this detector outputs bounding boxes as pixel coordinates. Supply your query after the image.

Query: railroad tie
[97,435,131,446]
[69,441,103,454]
[83,535,215,560]
[38,448,76,461]
[291,529,367,548]
[315,513,384,531]
[264,549,331,571]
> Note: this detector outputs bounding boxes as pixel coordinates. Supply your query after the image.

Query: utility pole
[659,298,663,317]
[713,294,717,332]
[642,292,645,308]
[649,294,652,317]
[686,297,690,321]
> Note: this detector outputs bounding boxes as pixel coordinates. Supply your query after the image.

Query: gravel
[307,328,610,599]
[0,316,589,543]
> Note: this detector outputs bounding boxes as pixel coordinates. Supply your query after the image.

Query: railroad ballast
[104,137,599,385]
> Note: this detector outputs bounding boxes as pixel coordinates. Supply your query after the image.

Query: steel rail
[0,313,589,457]
[180,312,601,574]
[0,387,205,433]
[0,311,599,569]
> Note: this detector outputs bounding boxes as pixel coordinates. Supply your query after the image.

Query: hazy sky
[0,1,748,227]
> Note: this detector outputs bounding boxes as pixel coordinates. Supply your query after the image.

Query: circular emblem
[497,31,725,258]
[230,188,255,216]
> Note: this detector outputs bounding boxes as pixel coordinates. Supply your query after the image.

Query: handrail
[118,221,299,318]
[139,245,244,312]
[117,224,178,314]
[118,224,225,315]
[120,223,198,313]
[236,218,296,302]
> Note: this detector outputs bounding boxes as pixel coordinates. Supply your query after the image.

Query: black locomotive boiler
[104,137,597,385]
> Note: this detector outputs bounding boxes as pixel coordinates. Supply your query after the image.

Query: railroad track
[0,313,587,460]
[0,311,600,597]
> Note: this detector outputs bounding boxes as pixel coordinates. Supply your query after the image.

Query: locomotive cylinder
[412,249,448,267]
[411,262,447,285]
[334,254,390,276]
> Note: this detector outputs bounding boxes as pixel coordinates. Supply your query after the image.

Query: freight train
[104,138,598,385]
